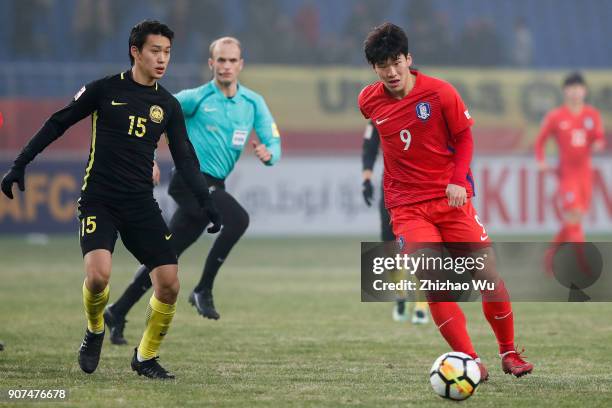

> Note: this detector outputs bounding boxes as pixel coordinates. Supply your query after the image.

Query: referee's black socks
[111,264,152,317]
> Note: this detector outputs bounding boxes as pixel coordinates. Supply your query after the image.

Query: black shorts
[77,195,177,270]
[168,169,225,216]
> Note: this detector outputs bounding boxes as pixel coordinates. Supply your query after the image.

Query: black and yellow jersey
[13,70,210,203]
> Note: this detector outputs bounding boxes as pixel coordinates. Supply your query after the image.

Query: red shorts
[559,174,591,212]
[389,197,491,247]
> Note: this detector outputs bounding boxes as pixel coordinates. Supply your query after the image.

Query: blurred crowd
[4,0,608,68]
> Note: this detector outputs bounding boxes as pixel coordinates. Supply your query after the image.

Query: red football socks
[481,280,515,354]
[428,301,477,359]
[553,222,585,244]
[429,285,516,356]
[564,223,585,242]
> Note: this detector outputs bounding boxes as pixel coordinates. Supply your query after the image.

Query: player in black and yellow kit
[1,21,221,379]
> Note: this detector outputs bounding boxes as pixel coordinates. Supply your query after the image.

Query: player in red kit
[535,73,605,271]
[358,23,533,379]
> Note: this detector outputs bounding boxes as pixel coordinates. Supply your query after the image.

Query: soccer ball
[429,352,481,401]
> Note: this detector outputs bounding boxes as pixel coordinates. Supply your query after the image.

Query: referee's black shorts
[168,169,225,216]
[77,194,177,270]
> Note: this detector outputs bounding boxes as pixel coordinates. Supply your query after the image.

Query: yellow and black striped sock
[82,281,109,334]
[389,268,408,301]
[137,295,176,361]
[414,277,429,312]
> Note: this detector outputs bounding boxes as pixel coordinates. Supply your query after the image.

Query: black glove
[362,179,374,207]
[1,166,25,199]
[200,195,222,233]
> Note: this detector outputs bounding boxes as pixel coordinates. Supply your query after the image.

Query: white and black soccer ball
[430,352,481,401]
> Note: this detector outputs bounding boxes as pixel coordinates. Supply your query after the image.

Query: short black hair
[364,22,409,66]
[563,71,586,88]
[128,20,174,66]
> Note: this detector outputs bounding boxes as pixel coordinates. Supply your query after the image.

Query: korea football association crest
[416,102,431,121]
[149,105,164,123]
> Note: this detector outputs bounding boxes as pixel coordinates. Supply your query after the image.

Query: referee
[104,36,281,344]
[1,21,221,379]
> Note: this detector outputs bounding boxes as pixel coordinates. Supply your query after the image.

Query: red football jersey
[535,104,605,174]
[358,70,474,209]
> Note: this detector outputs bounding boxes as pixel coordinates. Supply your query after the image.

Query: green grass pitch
[1,235,612,407]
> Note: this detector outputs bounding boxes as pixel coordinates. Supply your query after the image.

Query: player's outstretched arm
[362,121,380,173]
[165,100,222,233]
[1,80,102,199]
[534,112,555,170]
[592,110,606,152]
[253,96,281,166]
[438,81,474,207]
[447,127,473,207]
[361,121,380,207]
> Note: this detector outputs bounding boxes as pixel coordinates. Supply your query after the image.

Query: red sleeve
[449,127,474,186]
[593,109,606,146]
[440,83,474,135]
[534,112,555,162]
[358,86,372,119]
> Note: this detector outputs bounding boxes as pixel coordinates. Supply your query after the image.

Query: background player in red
[358,23,533,379]
[535,73,606,269]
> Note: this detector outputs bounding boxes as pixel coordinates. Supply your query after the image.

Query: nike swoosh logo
[480,234,489,241]
[494,311,512,320]
[204,107,217,112]
[437,317,454,329]
[111,101,128,106]
[376,118,390,125]
[165,234,172,240]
